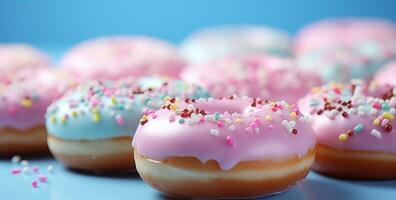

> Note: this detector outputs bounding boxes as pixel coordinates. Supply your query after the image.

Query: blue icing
[45,79,210,140]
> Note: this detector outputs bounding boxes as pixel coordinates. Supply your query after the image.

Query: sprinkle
[265,115,272,121]
[31,180,39,188]
[290,112,297,119]
[22,166,30,174]
[20,99,32,108]
[370,129,382,138]
[226,136,234,146]
[51,116,57,124]
[383,112,394,120]
[373,118,380,126]
[381,119,389,127]
[210,129,219,136]
[384,124,393,132]
[47,165,54,173]
[353,124,364,133]
[170,104,178,111]
[116,114,125,126]
[32,166,39,173]
[178,118,185,124]
[268,125,273,130]
[111,96,117,104]
[217,121,224,128]
[338,133,349,141]
[92,112,101,122]
[11,168,21,175]
[228,125,236,131]
[71,111,78,118]
[11,155,21,164]
[214,112,220,120]
[235,118,242,124]
[8,106,17,115]
[21,160,29,166]
[38,174,47,182]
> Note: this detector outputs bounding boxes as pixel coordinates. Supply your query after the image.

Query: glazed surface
[298,81,396,153]
[133,97,316,170]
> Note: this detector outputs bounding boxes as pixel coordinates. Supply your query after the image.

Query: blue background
[1,0,396,47]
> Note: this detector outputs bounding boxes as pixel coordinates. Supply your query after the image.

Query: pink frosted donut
[295,18,396,55]
[0,44,50,76]
[298,81,396,179]
[181,54,322,103]
[133,97,316,199]
[295,19,396,82]
[370,60,396,98]
[60,36,185,80]
[0,69,76,156]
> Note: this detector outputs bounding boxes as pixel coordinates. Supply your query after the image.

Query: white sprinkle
[210,129,219,136]
[370,129,382,138]
[282,120,293,133]
[47,165,54,173]
[255,128,260,134]
[11,155,21,164]
[21,160,29,166]
[228,125,236,131]
[390,108,396,114]
[22,166,30,174]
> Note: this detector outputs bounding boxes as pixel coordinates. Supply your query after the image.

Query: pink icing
[298,82,396,154]
[60,36,186,81]
[294,18,396,55]
[181,54,322,103]
[133,97,316,170]
[372,61,396,91]
[0,44,50,76]
[0,69,76,130]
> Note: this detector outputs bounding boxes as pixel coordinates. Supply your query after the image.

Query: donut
[0,44,50,76]
[181,54,322,103]
[133,97,316,199]
[180,25,291,63]
[295,19,396,82]
[60,36,185,81]
[369,61,396,98]
[0,69,75,156]
[45,78,210,172]
[298,81,396,179]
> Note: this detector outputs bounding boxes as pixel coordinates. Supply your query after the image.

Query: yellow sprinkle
[92,108,99,113]
[170,104,178,111]
[383,112,394,120]
[61,116,67,125]
[338,133,348,142]
[265,115,272,121]
[72,111,78,118]
[310,87,322,94]
[111,96,117,105]
[163,96,170,101]
[20,99,32,108]
[290,112,297,119]
[373,119,380,126]
[141,115,148,121]
[92,113,100,122]
[235,118,242,124]
[51,116,57,124]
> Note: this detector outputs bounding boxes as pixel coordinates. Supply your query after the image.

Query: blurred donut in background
[295,18,396,82]
[59,36,186,81]
[369,60,396,98]
[180,25,291,63]
[0,68,76,156]
[0,44,51,76]
[181,54,322,103]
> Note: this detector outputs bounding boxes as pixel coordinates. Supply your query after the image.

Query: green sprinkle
[178,118,185,124]
[214,112,220,120]
[353,124,364,133]
[382,103,390,111]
